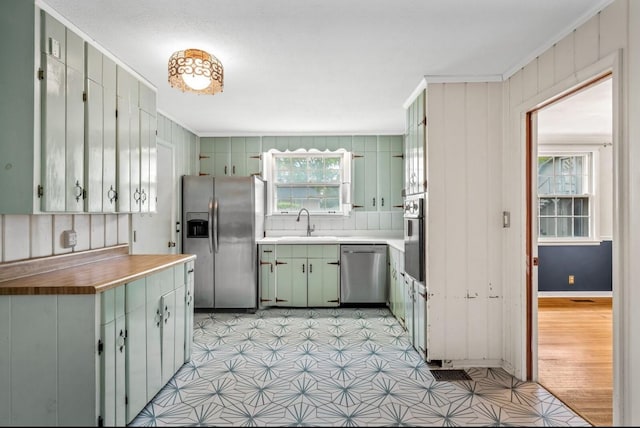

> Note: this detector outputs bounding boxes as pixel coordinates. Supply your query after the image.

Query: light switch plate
[62,229,77,248]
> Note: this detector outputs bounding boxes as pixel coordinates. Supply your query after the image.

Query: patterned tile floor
[130,307,590,427]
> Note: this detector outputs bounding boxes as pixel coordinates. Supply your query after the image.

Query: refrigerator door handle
[213,198,219,253]
[208,198,213,254]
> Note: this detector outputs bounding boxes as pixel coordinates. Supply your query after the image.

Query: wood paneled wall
[426,82,503,363]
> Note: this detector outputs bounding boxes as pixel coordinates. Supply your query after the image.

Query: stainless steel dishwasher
[340,244,388,304]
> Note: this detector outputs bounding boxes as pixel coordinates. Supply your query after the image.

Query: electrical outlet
[568,275,575,285]
[62,230,77,248]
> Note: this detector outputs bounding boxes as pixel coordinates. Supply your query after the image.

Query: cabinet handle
[74,180,84,202]
[141,189,147,204]
[372,197,376,207]
[224,165,228,175]
[302,264,305,273]
[232,165,236,175]
[107,185,117,204]
[134,188,141,204]
[309,263,312,273]
[381,197,384,206]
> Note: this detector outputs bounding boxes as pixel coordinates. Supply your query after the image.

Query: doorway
[528,75,613,426]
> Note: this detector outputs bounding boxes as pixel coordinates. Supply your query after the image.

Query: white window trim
[537,147,600,242]
[262,148,352,216]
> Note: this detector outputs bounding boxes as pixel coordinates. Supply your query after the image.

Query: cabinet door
[116,67,132,212]
[274,258,307,307]
[231,151,246,176]
[161,289,176,385]
[129,94,141,212]
[364,150,378,210]
[387,248,396,314]
[307,258,339,307]
[114,313,127,426]
[124,278,146,424]
[85,44,104,213]
[102,56,117,213]
[100,318,116,427]
[377,151,391,211]
[65,29,85,212]
[184,262,195,362]
[259,245,276,307]
[173,285,186,370]
[40,13,66,212]
[414,282,427,359]
[404,276,414,342]
[139,109,151,212]
[213,137,231,176]
[390,136,404,210]
[416,91,426,193]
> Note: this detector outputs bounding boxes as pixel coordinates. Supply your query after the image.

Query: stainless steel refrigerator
[182,175,265,310]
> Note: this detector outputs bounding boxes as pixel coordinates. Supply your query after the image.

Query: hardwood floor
[537,297,612,427]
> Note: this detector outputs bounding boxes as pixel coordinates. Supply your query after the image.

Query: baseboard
[537,291,612,298]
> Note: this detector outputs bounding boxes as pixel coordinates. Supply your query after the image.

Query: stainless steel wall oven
[404,195,424,281]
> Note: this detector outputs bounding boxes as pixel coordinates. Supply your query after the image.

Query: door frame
[522,51,621,421]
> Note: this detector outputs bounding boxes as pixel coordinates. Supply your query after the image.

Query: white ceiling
[41,0,610,136]
[538,78,612,139]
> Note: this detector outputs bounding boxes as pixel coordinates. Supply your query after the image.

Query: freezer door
[182,176,214,309]
[214,177,258,309]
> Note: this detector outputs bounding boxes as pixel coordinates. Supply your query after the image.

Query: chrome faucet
[296,208,315,236]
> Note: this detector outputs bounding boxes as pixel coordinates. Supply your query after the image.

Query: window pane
[557,217,572,237]
[539,198,555,216]
[573,197,589,215]
[574,217,589,237]
[557,198,572,215]
[539,218,556,237]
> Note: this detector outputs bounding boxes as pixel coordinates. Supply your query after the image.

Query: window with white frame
[537,153,593,239]
[263,149,351,215]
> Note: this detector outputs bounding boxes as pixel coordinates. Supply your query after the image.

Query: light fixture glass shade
[168,48,223,95]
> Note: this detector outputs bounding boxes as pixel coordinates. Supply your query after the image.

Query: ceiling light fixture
[168,48,223,95]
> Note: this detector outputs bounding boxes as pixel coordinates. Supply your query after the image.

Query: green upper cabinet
[138,82,157,213]
[352,135,404,212]
[85,43,117,213]
[40,11,86,212]
[199,137,262,177]
[405,90,426,196]
[0,1,158,215]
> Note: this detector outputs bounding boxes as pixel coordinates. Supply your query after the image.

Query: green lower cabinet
[307,245,340,307]
[274,257,308,306]
[259,245,276,306]
[260,244,339,307]
[125,278,147,424]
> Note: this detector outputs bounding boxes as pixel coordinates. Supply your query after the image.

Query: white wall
[501,0,639,424]
[0,214,128,262]
[426,82,503,365]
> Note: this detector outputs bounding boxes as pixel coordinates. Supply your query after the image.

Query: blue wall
[538,240,612,292]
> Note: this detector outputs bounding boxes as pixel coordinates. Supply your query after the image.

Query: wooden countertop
[0,245,196,295]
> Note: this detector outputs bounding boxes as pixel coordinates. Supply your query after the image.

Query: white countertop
[258,235,404,252]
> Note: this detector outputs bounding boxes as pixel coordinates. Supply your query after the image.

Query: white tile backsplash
[30,215,53,258]
[105,215,119,246]
[90,215,105,249]
[379,212,392,230]
[3,215,30,261]
[0,213,129,263]
[367,212,380,230]
[118,214,129,244]
[263,210,401,237]
[73,215,91,252]
[355,211,368,230]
